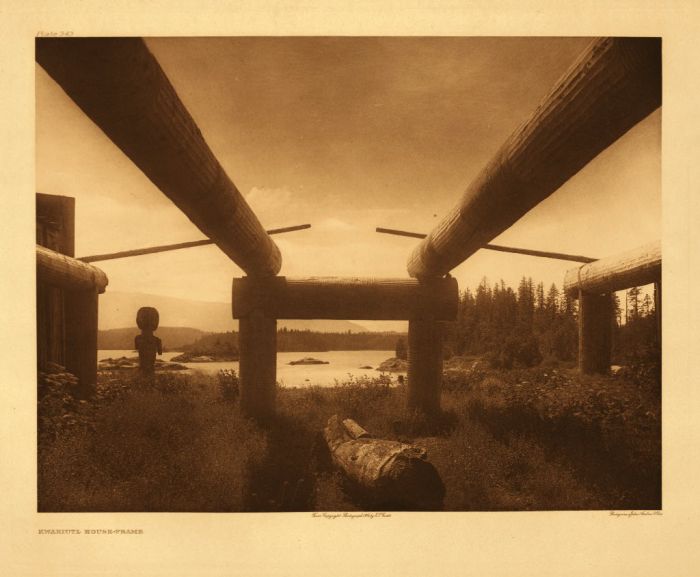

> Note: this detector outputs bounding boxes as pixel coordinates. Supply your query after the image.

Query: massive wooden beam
[578,290,613,374]
[563,241,661,296]
[238,310,277,420]
[64,289,99,395]
[232,276,458,321]
[36,38,281,277]
[37,245,108,293]
[407,37,661,278]
[408,317,443,414]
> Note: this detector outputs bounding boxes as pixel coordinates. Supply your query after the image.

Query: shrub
[218,369,240,402]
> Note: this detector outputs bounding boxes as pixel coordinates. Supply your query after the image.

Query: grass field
[37,360,661,512]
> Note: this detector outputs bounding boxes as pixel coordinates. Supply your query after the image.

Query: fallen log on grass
[323,415,445,510]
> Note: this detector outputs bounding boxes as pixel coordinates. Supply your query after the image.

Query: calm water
[98,350,404,388]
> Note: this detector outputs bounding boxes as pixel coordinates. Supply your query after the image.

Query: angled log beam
[79,224,311,263]
[407,37,661,278]
[37,245,109,294]
[563,241,661,296]
[378,226,597,263]
[232,276,458,321]
[36,38,281,277]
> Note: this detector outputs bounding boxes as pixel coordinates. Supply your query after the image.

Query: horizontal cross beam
[232,276,458,321]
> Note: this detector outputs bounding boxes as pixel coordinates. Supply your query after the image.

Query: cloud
[245,186,294,213]
[317,218,356,232]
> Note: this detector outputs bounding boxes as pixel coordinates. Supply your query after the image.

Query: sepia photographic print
[3,3,700,575]
[35,35,662,513]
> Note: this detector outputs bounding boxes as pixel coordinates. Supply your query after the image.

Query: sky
[36,37,661,322]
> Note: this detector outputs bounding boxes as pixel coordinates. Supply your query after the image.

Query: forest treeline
[182,329,403,356]
[441,277,659,371]
[181,277,659,373]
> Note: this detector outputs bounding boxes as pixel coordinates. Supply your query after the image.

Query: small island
[170,352,238,363]
[288,357,330,365]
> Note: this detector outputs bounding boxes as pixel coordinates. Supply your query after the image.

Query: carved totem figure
[135,307,162,375]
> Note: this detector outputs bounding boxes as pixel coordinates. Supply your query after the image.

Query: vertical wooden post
[64,288,99,396]
[239,309,277,420]
[36,193,76,371]
[578,290,613,374]
[407,315,443,414]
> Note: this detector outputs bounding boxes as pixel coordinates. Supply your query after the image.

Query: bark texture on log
[407,318,443,413]
[232,276,458,321]
[323,416,445,510]
[37,245,108,293]
[64,289,99,395]
[239,309,277,419]
[578,290,613,374]
[36,38,281,277]
[407,37,661,278]
[563,241,661,296]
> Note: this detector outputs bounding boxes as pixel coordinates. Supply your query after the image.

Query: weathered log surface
[36,38,281,277]
[578,290,613,374]
[36,193,76,370]
[37,193,75,257]
[407,37,661,278]
[64,289,99,395]
[408,318,443,413]
[232,276,458,321]
[563,241,661,296]
[239,310,277,419]
[37,245,108,293]
[323,415,445,510]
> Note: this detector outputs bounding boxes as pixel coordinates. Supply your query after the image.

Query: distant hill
[98,327,206,350]
[99,291,371,333]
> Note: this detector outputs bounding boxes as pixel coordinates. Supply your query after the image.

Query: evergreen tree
[517,277,535,328]
[545,283,560,320]
[627,286,641,322]
[536,282,545,312]
[613,292,623,327]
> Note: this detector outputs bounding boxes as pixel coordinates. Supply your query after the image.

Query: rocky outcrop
[98,356,187,371]
[288,357,329,365]
[376,357,408,372]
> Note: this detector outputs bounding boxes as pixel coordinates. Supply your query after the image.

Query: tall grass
[38,363,661,511]
[38,372,265,512]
